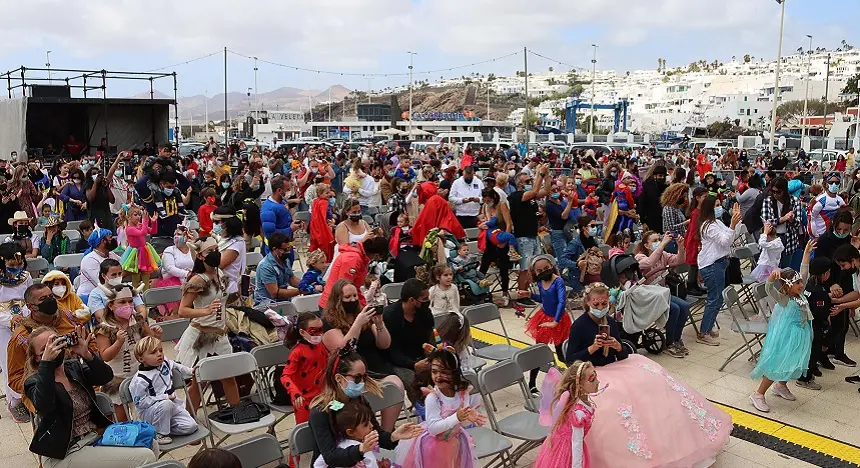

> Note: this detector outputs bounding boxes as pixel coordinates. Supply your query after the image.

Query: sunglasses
[343,373,366,384]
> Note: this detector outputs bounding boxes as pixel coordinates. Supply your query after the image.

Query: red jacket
[198,203,216,237]
[319,243,369,309]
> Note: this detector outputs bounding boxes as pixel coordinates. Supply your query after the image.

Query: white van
[433,132,482,145]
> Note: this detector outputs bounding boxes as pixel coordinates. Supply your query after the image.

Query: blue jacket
[297,268,325,294]
[261,197,293,240]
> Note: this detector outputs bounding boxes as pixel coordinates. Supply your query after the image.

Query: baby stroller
[448,252,491,306]
[601,254,670,355]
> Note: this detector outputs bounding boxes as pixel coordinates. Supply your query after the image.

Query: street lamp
[768,0,786,152]
[801,35,812,146]
[407,52,418,137]
[590,44,598,137]
[46,51,52,83]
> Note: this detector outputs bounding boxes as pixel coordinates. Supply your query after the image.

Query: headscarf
[411,182,466,245]
[84,223,112,256]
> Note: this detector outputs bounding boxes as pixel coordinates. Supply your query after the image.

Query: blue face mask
[524,184,533,191]
[212,224,223,235]
[551,193,560,199]
[834,231,849,239]
[650,241,662,251]
[590,307,610,319]
[5,265,24,276]
[588,227,599,236]
[575,179,582,185]
[163,187,174,196]
[343,380,365,398]
[829,183,840,193]
[714,206,724,218]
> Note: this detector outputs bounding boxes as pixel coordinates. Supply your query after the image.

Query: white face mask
[107,277,123,286]
[52,285,67,298]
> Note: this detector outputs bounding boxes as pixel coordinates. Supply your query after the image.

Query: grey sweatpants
[139,398,199,436]
[43,431,158,468]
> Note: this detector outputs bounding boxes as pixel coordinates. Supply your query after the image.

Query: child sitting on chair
[450,243,489,288]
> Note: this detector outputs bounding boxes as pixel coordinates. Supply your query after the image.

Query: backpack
[580,247,606,281]
[208,401,270,425]
[269,364,292,406]
[95,421,156,448]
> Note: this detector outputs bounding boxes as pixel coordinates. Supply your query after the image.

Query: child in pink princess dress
[395,337,486,468]
[119,205,161,291]
[536,362,600,468]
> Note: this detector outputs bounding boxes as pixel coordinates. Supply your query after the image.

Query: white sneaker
[155,434,173,445]
[771,383,797,401]
[750,393,770,413]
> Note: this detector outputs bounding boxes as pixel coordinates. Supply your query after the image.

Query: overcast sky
[0,0,856,98]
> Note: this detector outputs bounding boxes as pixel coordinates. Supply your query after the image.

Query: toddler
[436,312,478,373]
[751,223,784,282]
[391,213,413,253]
[362,275,387,307]
[314,399,382,468]
[428,265,459,316]
[280,312,328,423]
[36,204,53,228]
[119,205,161,290]
[450,243,489,288]
[298,249,327,294]
[130,336,198,445]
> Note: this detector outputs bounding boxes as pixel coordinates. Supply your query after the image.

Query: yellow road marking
[473,325,860,465]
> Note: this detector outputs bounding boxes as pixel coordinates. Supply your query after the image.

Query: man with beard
[638,165,669,233]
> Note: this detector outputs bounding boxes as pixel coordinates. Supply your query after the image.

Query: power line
[227,49,522,77]
[527,50,586,71]
[144,51,222,72]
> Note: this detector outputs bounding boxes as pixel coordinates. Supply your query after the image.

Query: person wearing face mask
[87,259,145,323]
[210,207,247,300]
[154,225,196,318]
[308,349,423,466]
[564,282,732,467]
[638,165,669,234]
[335,199,371,247]
[261,175,304,246]
[7,211,39,258]
[382,278,435,403]
[319,236,390,311]
[509,167,552,305]
[253,232,302,306]
[597,162,621,205]
[279,312,328,425]
[85,153,124,232]
[77,225,119,304]
[24,324,159,466]
[7,163,39,227]
[42,269,89,325]
[94,283,162,420]
[448,165,484,229]
[0,243,34,422]
[321,279,404,431]
[177,237,240,411]
[809,173,846,239]
[761,177,803,269]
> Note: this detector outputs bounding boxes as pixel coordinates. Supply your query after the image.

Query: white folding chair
[464,303,519,362]
[195,352,277,447]
[224,433,285,467]
[249,343,295,441]
[380,282,403,302]
[246,251,263,270]
[143,286,182,310]
[94,391,116,421]
[26,257,49,276]
[512,344,557,412]
[63,229,81,243]
[293,293,322,313]
[719,287,768,371]
[289,422,315,461]
[53,253,84,270]
[140,461,185,468]
[261,300,298,317]
[66,220,83,231]
[478,360,547,465]
[157,319,190,342]
[464,227,480,241]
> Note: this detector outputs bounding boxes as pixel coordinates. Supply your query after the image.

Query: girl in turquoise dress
[749,239,816,413]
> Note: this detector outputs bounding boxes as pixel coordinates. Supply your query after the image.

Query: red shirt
[319,243,369,309]
[280,342,328,424]
[64,141,84,156]
[198,203,216,236]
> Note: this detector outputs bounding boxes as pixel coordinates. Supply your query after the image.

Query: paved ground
[2,290,859,467]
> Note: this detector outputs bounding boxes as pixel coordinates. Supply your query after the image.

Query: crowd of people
[1,138,860,467]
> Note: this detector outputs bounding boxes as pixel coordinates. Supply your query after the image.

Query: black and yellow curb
[471,325,860,467]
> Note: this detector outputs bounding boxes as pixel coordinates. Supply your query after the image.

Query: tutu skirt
[395,426,475,468]
[525,309,572,345]
[750,263,777,282]
[750,301,812,382]
[120,243,162,273]
[585,354,731,468]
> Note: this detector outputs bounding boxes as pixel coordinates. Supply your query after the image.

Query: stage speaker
[31,85,71,99]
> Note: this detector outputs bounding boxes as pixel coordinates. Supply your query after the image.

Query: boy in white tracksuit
[131,336,198,444]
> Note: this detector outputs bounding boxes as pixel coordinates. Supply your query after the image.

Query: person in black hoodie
[308,349,422,467]
[797,257,832,390]
[638,165,668,233]
[24,325,157,466]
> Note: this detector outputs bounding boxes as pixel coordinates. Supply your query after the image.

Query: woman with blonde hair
[321,278,403,431]
[660,182,691,253]
[7,164,38,227]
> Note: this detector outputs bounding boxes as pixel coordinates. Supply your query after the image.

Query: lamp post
[407,52,417,137]
[253,57,259,134]
[768,0,786,152]
[801,35,812,145]
[590,44,598,137]
[46,51,52,83]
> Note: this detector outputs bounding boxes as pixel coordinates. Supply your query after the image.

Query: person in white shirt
[343,169,380,217]
[809,173,846,239]
[448,165,483,229]
[77,226,119,303]
[696,197,743,346]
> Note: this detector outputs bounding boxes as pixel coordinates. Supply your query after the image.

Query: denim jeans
[668,295,691,343]
[699,257,728,334]
[549,230,568,259]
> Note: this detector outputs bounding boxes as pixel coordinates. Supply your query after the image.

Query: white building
[240,109,306,142]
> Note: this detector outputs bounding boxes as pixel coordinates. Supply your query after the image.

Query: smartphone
[373,304,385,316]
[598,324,610,338]
[62,332,79,348]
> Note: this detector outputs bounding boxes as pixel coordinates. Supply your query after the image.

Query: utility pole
[253,57,259,139]
[768,0,786,152]
[328,87,332,122]
[524,47,529,136]
[367,78,372,103]
[205,89,209,139]
[590,44,598,136]
[487,85,491,120]
[801,35,812,144]
[823,54,830,149]
[308,94,313,122]
[46,51,52,83]
[408,52,417,137]
[223,47,228,146]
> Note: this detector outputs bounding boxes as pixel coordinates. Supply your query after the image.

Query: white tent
[376,127,406,137]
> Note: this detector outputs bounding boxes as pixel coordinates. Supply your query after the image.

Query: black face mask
[278,250,291,263]
[13,225,31,239]
[348,214,362,222]
[536,270,553,282]
[38,296,58,316]
[343,300,360,315]
[418,299,431,314]
[204,251,222,268]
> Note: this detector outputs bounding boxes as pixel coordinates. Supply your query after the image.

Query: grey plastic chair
[143,286,182,310]
[512,344,557,412]
[464,303,519,362]
[260,300,298,317]
[140,461,185,468]
[477,360,548,465]
[380,282,403,302]
[118,368,210,457]
[464,227,480,240]
[293,293,322,314]
[466,240,480,256]
[250,343,295,439]
[246,251,263,269]
[63,229,81,242]
[719,286,768,371]
[362,215,375,226]
[158,319,190,342]
[53,253,84,270]
[289,422,315,458]
[224,433,284,467]
[363,381,404,414]
[26,257,49,275]
[94,391,115,421]
[294,211,311,223]
[195,352,277,447]
[66,220,83,231]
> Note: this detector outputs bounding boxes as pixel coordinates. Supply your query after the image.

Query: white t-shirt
[312,439,378,468]
[219,237,246,295]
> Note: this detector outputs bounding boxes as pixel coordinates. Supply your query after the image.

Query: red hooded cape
[411,182,466,245]
[309,197,335,261]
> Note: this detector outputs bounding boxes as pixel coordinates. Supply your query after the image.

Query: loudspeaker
[31,85,71,99]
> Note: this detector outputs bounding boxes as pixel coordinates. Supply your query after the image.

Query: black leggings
[480,243,510,294]
[528,344,565,389]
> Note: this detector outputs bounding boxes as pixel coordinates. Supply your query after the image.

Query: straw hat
[8,211,31,226]
[44,215,64,229]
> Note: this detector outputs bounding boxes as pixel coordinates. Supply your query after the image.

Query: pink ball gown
[535,400,594,467]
